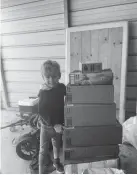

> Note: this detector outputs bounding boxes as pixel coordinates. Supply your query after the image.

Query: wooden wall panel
[1,14,64,35]
[7,83,40,93]
[127,72,137,85]
[5,71,65,84]
[129,21,137,38]
[2,45,65,59]
[126,100,136,112]
[129,39,137,55]
[128,56,137,71]
[2,30,65,47]
[70,0,137,12]
[3,59,65,71]
[70,32,81,72]
[81,31,91,62]
[90,30,99,63]
[70,3,137,26]
[8,93,37,103]
[1,0,64,21]
[1,0,65,108]
[109,28,123,108]
[1,0,44,8]
[127,87,137,99]
[98,29,111,69]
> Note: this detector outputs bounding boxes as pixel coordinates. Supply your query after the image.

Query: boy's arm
[64,84,67,106]
[64,84,66,96]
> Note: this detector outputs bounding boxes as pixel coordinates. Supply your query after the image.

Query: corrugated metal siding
[69,0,137,117]
[1,0,65,108]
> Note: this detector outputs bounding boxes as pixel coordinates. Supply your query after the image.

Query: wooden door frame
[65,21,129,124]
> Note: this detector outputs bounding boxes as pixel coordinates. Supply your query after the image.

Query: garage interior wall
[1,0,65,108]
[1,0,137,119]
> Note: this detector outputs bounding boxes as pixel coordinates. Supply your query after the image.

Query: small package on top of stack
[63,63,122,165]
[69,63,113,86]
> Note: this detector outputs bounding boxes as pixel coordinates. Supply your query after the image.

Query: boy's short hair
[41,60,61,79]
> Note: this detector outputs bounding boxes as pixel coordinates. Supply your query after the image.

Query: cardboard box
[66,85,114,104]
[64,158,119,173]
[64,103,116,127]
[63,122,122,148]
[63,145,119,165]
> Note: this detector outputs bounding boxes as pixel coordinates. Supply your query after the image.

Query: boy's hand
[54,124,63,133]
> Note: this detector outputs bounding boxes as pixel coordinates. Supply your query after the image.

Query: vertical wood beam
[0,13,10,108]
[64,0,69,28]
[0,50,10,108]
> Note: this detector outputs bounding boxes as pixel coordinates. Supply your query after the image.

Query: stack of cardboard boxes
[63,63,122,165]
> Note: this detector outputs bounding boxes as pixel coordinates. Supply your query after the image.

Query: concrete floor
[0,109,63,174]
[1,109,31,174]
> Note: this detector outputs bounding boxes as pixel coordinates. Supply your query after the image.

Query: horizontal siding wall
[1,0,65,108]
[1,0,137,115]
[69,0,137,118]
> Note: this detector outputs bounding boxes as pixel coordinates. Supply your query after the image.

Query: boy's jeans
[39,122,61,174]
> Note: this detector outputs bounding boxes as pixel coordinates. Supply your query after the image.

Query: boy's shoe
[53,158,65,174]
[44,164,56,174]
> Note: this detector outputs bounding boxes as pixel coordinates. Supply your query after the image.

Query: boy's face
[43,75,59,88]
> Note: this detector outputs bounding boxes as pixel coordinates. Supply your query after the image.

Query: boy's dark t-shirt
[38,83,66,126]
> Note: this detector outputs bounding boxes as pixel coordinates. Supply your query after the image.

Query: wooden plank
[129,21,137,38]
[1,14,64,35]
[3,59,65,71]
[126,100,136,112]
[127,72,137,85]
[129,39,137,55]
[5,71,65,83]
[7,80,67,93]
[70,32,81,72]
[1,0,44,8]
[2,30,65,47]
[1,0,63,21]
[128,56,137,71]
[8,92,37,103]
[90,30,99,63]
[126,87,137,99]
[81,31,91,63]
[2,45,65,59]
[98,28,111,69]
[7,82,40,93]
[64,0,69,28]
[1,54,9,108]
[70,0,137,12]
[70,3,137,26]
[109,27,123,109]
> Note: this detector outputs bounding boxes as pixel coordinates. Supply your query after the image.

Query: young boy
[38,60,66,174]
